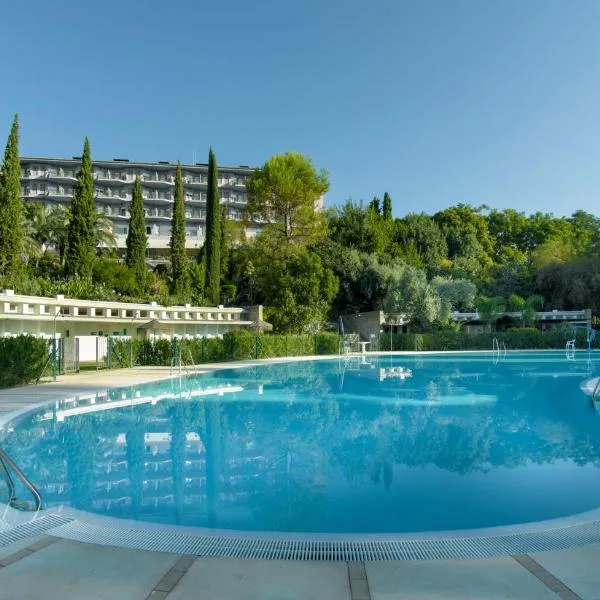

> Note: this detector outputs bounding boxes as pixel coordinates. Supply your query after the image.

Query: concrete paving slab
[168,558,351,600]
[0,539,177,600]
[0,534,46,561]
[366,557,558,600]
[533,543,600,600]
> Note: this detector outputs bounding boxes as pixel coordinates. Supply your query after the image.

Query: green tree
[522,295,544,327]
[246,151,329,245]
[65,138,96,279]
[434,204,494,274]
[328,200,392,256]
[0,115,25,279]
[432,277,477,321]
[382,192,392,220]
[170,163,189,297]
[475,296,506,331]
[506,293,525,312]
[126,176,147,288]
[384,265,442,328]
[204,148,221,304]
[568,210,600,255]
[369,196,381,214]
[393,213,447,274]
[257,245,338,332]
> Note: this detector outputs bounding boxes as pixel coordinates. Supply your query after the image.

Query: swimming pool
[2,351,600,537]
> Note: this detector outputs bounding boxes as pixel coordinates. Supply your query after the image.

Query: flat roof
[20,156,256,172]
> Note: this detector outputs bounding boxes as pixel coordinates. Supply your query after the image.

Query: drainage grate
[0,514,72,549]
[46,519,600,561]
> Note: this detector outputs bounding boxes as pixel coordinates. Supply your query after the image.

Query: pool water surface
[2,352,600,535]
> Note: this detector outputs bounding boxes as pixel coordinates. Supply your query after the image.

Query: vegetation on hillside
[2,117,600,333]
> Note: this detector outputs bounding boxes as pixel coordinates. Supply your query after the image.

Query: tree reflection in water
[2,353,600,533]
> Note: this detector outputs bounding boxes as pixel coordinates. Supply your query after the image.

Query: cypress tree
[65,137,96,278]
[126,176,147,289]
[204,147,221,304]
[170,163,189,296]
[0,115,25,279]
[220,205,229,280]
[383,192,393,221]
[369,196,381,214]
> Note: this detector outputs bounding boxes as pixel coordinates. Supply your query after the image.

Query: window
[146,226,152,235]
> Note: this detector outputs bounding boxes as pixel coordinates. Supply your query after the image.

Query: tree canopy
[246,152,329,246]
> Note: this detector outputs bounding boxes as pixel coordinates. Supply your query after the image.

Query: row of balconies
[22,169,248,187]
[23,186,247,206]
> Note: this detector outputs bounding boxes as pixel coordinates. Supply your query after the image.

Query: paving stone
[366,557,557,599]
[533,543,600,600]
[0,539,177,600]
[168,558,351,600]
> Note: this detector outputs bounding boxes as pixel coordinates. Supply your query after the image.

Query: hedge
[105,328,592,370]
[109,331,342,368]
[0,335,49,388]
[379,329,594,352]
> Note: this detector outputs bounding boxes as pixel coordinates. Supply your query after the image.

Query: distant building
[452,309,592,333]
[0,289,256,339]
[340,309,592,340]
[20,156,259,261]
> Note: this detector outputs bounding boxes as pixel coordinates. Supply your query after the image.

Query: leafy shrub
[315,332,339,354]
[0,336,49,388]
[383,329,592,351]
[222,330,255,361]
[108,331,342,368]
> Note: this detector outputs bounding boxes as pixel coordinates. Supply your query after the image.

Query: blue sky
[1,0,600,217]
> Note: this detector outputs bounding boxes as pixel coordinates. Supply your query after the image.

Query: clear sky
[1,0,600,217]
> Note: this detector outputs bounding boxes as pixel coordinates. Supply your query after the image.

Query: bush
[0,336,49,388]
[315,332,340,354]
[222,330,255,361]
[383,329,592,351]
[107,331,342,368]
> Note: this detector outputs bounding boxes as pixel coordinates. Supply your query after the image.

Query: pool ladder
[592,378,600,405]
[492,338,507,362]
[0,447,43,512]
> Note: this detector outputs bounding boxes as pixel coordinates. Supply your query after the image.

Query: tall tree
[369,196,381,214]
[65,137,96,278]
[126,176,147,288]
[0,114,25,278]
[382,192,392,221]
[204,148,221,304]
[246,151,329,245]
[170,163,189,296]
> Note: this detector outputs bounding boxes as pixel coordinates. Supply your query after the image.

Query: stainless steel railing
[0,447,42,511]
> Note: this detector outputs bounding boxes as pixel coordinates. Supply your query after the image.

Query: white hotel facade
[20,156,260,260]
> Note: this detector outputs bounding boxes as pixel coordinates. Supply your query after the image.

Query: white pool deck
[0,363,598,599]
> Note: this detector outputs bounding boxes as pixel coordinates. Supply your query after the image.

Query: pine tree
[126,176,147,289]
[383,192,393,221]
[204,147,221,304]
[170,163,189,296]
[0,114,25,279]
[65,137,96,279]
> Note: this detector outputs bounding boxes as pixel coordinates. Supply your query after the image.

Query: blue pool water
[3,351,600,534]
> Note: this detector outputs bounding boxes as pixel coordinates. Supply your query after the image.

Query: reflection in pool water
[2,352,600,534]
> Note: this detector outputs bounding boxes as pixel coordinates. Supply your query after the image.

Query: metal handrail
[592,378,600,404]
[0,448,42,511]
[501,341,507,358]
